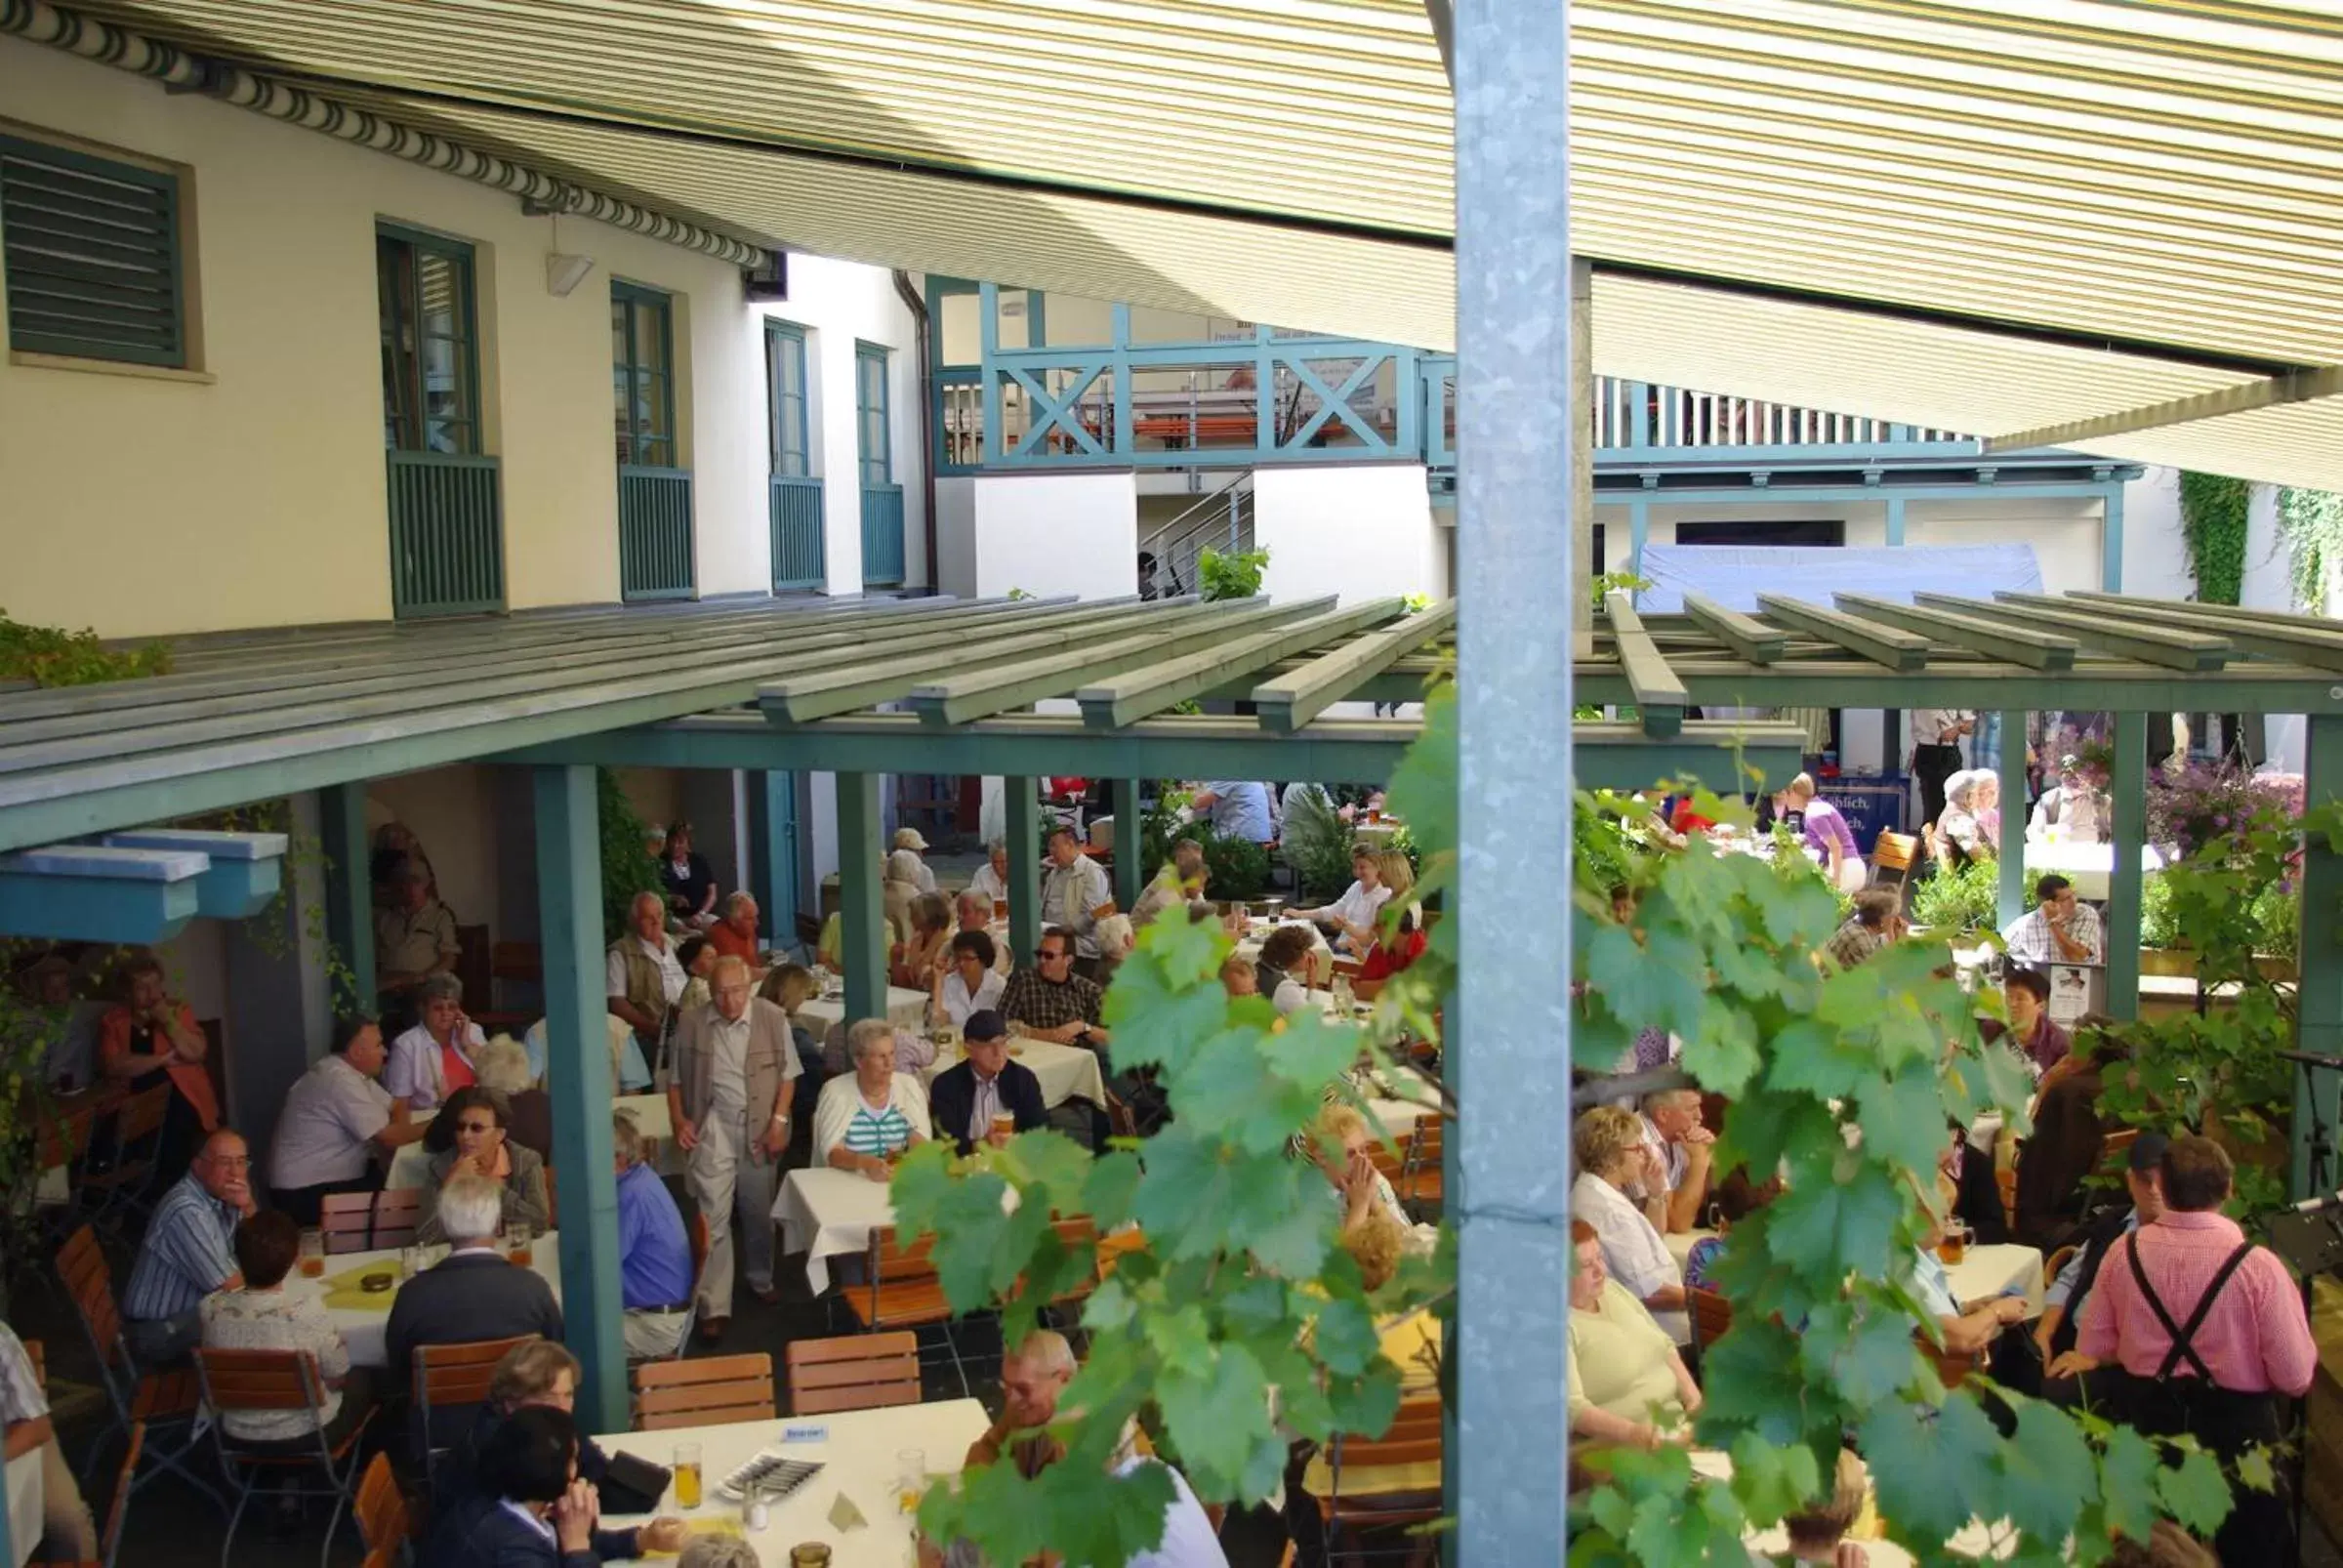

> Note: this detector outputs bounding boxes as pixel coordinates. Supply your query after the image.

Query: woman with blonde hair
[1295,846,1397,954]
[1568,1217,1699,1448]
[891,891,954,990]
[1307,1102,1434,1255]
[1571,1104,1688,1341]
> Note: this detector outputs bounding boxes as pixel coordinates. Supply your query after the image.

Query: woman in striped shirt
[814,1018,931,1182]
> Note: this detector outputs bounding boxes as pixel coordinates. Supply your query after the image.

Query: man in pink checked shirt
[2066,1135,2313,1565]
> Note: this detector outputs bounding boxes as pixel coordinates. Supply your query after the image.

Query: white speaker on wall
[545,252,596,298]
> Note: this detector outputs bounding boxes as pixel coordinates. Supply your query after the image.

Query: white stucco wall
[933,476,978,598]
[968,472,1138,599]
[0,39,921,638]
[1252,464,1442,604]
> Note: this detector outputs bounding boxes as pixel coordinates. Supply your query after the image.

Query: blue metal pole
[1112,778,1147,914]
[1884,495,1906,548]
[2102,480,2125,593]
[750,771,801,953]
[1455,0,1575,1552]
[318,780,375,1007]
[2293,714,2343,1198]
[837,772,887,1023]
[1627,498,1648,578]
[2105,712,2148,1022]
[531,764,626,1432]
[1006,776,1044,965]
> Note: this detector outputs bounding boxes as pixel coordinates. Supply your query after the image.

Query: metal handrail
[1140,474,1254,598]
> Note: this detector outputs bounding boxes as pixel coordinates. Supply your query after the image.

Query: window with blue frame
[612,282,678,468]
[0,132,189,369]
[855,341,892,486]
[766,321,811,477]
[377,225,481,454]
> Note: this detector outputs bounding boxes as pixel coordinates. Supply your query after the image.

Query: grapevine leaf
[1998,1399,2100,1542]
[2155,1445,2234,1538]
[1862,1391,2002,1547]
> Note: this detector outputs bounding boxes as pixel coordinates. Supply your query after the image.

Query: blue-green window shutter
[855,341,891,486]
[612,282,678,469]
[766,321,810,477]
[377,224,482,456]
[0,133,187,368]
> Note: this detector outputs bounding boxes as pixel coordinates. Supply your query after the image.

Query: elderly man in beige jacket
[665,955,800,1341]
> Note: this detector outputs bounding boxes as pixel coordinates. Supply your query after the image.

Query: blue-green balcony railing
[861,482,906,588]
[386,450,505,618]
[771,475,826,591]
[618,465,695,601]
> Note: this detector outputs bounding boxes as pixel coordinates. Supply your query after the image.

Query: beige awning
[54,0,2343,487]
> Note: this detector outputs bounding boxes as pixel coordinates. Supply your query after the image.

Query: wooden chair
[82,1084,173,1228]
[194,1346,377,1568]
[1350,975,1386,1004]
[1919,1336,1980,1390]
[319,1191,375,1255]
[1870,831,1918,893]
[2044,1244,2078,1289]
[843,1226,969,1397]
[1403,1118,1445,1210]
[1317,1394,1445,1562]
[1995,1168,2018,1231]
[1687,1287,1735,1356]
[353,1451,411,1559]
[785,1333,921,1416]
[47,1419,143,1568]
[371,1189,422,1250]
[53,1225,215,1509]
[633,1353,777,1431]
[411,1336,538,1484]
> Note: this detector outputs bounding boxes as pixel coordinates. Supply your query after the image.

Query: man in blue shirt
[2034,1130,2167,1404]
[613,1111,694,1359]
[1192,781,1273,846]
[121,1127,252,1366]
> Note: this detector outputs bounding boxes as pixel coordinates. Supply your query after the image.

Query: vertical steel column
[1006,777,1045,964]
[2293,714,2343,1197]
[2105,712,2148,1021]
[750,770,801,950]
[1996,711,2029,928]
[2102,481,2125,593]
[978,282,1002,465]
[1884,496,1907,548]
[837,773,887,1023]
[318,780,376,1006]
[1626,497,1648,578]
[1455,0,1575,1553]
[531,764,625,1432]
[1113,778,1148,914]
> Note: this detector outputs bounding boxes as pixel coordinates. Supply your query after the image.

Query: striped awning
[42,0,2343,488]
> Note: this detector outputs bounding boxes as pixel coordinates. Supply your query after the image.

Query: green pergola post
[531,764,625,1432]
[2293,714,2343,1199]
[1996,710,2029,928]
[2105,712,2148,1021]
[837,772,887,1023]
[1006,776,1044,963]
[1113,777,1147,913]
[318,780,376,1006]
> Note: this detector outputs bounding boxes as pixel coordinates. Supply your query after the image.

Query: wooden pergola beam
[1832,593,2078,671]
[1252,600,1457,731]
[1603,591,1688,737]
[1754,596,1931,671]
[1678,594,1788,664]
[2067,593,2343,672]
[1075,598,1405,728]
[910,598,1307,725]
[1923,593,2231,672]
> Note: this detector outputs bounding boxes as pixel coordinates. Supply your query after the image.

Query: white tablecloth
[799,987,933,1042]
[774,1169,897,1296]
[282,1233,564,1369]
[2022,840,2169,902]
[6,1451,40,1568]
[919,1039,1106,1111]
[1657,1236,2040,1315]
[596,1398,993,1566]
[1362,1066,1441,1132]
[387,1095,672,1190]
[1690,1451,2007,1560]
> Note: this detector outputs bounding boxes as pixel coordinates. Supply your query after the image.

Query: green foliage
[1133,786,1272,902]
[1401,591,1433,615]
[596,767,662,942]
[2177,472,2250,606]
[0,609,170,687]
[1196,547,1269,600]
[212,798,365,1015]
[1590,568,1654,613]
[2278,486,2343,612]
[1277,784,1357,901]
[1908,853,1998,934]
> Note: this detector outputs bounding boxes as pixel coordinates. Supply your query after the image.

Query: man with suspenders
[2071,1135,2316,1564]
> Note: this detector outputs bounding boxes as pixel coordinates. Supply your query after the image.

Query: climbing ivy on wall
[0,610,170,686]
[2278,487,2343,613]
[2176,472,2250,606]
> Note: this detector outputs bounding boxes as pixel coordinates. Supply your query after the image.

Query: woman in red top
[1357,910,1428,982]
[97,952,220,1185]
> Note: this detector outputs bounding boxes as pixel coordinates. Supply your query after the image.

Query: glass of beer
[672,1442,702,1508]
[1938,1219,1970,1265]
[505,1220,533,1267]
[298,1228,325,1278]
[993,899,1009,922]
[398,1245,422,1282]
[895,1448,925,1515]
[990,1112,1016,1146]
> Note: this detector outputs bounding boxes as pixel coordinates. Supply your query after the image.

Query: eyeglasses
[456,1119,498,1135]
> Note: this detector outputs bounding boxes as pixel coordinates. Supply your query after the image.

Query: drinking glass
[895,1448,926,1515]
[398,1245,422,1282]
[505,1219,532,1266]
[673,1442,703,1508]
[1938,1219,1971,1265]
[297,1227,325,1278]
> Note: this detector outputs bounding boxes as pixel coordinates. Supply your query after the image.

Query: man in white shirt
[1,1320,96,1561]
[606,890,685,1076]
[269,1014,428,1224]
[1039,825,1116,973]
[1910,708,1975,834]
[966,840,1012,909]
[952,891,1013,973]
[2002,874,2105,967]
[1637,1088,1715,1234]
[666,956,798,1340]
